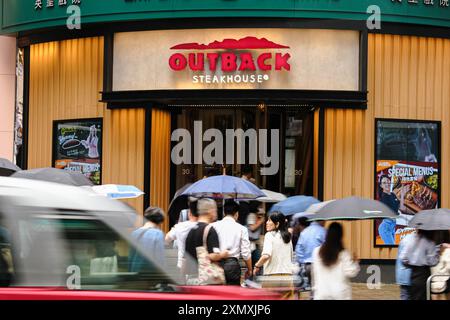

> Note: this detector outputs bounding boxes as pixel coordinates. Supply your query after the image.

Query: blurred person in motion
[165,199,198,274]
[213,199,252,285]
[129,207,166,273]
[238,165,256,225]
[253,212,295,299]
[183,198,229,283]
[312,222,360,300]
[290,217,310,249]
[295,219,326,290]
[246,201,265,267]
[396,231,416,300]
[400,229,440,300]
[430,230,450,300]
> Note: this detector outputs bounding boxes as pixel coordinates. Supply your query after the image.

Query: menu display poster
[374,120,440,247]
[53,119,102,185]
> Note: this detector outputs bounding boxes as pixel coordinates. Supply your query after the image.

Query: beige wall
[324,34,450,259]
[0,36,16,161]
[28,37,146,215]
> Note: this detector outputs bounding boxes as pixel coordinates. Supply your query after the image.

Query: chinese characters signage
[35,0,81,10]
[374,120,440,246]
[53,119,102,185]
[390,0,449,8]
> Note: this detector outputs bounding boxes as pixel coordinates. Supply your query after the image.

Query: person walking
[312,222,360,300]
[183,198,229,283]
[253,212,295,299]
[295,220,326,290]
[246,201,265,267]
[165,199,199,272]
[396,231,416,300]
[290,217,310,249]
[212,199,252,285]
[400,229,440,300]
[129,207,166,273]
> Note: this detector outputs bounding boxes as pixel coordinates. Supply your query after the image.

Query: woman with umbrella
[399,229,440,300]
[406,208,450,300]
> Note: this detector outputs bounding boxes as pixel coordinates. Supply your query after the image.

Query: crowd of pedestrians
[131,190,449,300]
[396,229,450,300]
[133,196,366,300]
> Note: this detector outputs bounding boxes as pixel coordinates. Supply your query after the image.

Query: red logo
[169,36,291,72]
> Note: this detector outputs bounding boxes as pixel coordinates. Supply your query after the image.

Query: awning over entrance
[100,89,367,109]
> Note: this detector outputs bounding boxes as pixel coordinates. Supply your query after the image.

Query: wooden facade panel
[103,108,146,216]
[28,37,145,215]
[324,34,450,259]
[150,108,172,232]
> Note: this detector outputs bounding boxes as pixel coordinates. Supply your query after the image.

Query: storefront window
[283,111,314,197]
[171,106,314,221]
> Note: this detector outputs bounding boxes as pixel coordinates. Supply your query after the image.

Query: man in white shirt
[212,199,252,285]
[165,200,198,270]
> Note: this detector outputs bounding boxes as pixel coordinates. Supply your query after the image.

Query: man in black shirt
[183,198,229,280]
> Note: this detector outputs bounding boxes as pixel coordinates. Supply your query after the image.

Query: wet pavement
[297,283,400,300]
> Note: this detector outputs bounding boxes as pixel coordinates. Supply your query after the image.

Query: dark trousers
[221,258,241,285]
[410,266,431,300]
[400,285,412,300]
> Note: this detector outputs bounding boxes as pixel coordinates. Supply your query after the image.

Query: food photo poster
[374,120,440,246]
[53,119,102,185]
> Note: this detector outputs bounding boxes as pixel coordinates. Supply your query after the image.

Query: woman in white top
[253,212,295,299]
[312,222,360,300]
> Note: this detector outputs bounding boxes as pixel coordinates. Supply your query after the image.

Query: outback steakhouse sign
[168,37,291,84]
[113,29,360,91]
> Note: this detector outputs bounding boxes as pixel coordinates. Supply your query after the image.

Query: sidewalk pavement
[297,283,400,300]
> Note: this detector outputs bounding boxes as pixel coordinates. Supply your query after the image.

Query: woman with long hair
[253,212,295,299]
[312,222,360,300]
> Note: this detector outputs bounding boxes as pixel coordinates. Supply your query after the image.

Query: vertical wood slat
[324,34,450,259]
[150,108,172,232]
[28,37,145,216]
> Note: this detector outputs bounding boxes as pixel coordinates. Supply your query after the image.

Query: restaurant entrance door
[171,105,315,198]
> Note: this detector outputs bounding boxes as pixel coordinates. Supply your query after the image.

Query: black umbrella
[0,158,21,176]
[168,183,193,228]
[308,196,398,221]
[408,209,450,230]
[11,167,93,186]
